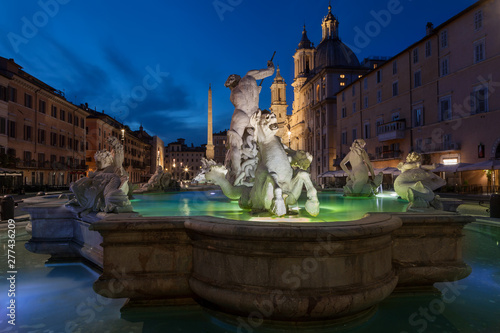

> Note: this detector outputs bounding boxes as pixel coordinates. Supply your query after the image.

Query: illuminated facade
[0,57,88,190]
[85,110,151,184]
[288,5,368,182]
[337,0,500,188]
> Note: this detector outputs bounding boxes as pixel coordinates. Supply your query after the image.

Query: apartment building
[0,57,88,190]
[165,138,205,181]
[337,0,500,187]
[85,110,151,184]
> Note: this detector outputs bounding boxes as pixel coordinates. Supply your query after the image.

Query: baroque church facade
[282,5,370,182]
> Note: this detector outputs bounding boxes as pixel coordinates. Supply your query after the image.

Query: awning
[457,159,500,172]
[318,170,347,178]
[433,163,472,173]
[0,168,22,176]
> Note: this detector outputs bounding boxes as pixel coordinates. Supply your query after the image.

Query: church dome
[315,38,360,69]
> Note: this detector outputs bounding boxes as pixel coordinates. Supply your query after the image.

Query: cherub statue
[340,139,383,197]
[67,136,133,215]
[394,152,446,210]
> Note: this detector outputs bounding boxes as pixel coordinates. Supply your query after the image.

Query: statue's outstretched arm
[246,61,275,80]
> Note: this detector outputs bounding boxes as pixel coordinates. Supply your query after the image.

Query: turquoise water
[131,190,409,222]
[1,222,499,332]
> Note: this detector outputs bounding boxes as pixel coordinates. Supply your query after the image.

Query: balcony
[377,119,406,142]
[373,150,403,161]
[419,142,461,154]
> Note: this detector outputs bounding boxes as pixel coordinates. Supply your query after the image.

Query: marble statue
[394,152,446,210]
[340,139,383,197]
[225,60,274,184]
[205,110,319,217]
[135,165,176,193]
[67,136,133,215]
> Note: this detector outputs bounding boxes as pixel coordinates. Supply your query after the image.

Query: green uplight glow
[132,190,408,222]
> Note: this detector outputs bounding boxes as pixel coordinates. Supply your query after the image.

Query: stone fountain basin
[22,197,473,322]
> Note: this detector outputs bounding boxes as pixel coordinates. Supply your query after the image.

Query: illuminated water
[131,190,408,222]
[0,222,499,332]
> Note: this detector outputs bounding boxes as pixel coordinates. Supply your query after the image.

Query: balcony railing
[418,142,461,154]
[377,119,406,142]
[373,150,403,161]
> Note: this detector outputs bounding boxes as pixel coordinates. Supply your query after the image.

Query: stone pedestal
[391,212,474,287]
[185,214,401,321]
[23,196,104,266]
[90,217,194,305]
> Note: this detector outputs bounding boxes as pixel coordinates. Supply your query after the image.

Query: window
[376,70,382,83]
[425,40,432,57]
[440,57,449,77]
[474,10,483,31]
[352,128,357,141]
[74,116,79,127]
[38,153,45,168]
[364,77,368,89]
[341,131,347,145]
[50,132,57,146]
[0,85,6,101]
[392,61,397,75]
[24,151,32,162]
[352,102,356,113]
[51,106,57,117]
[364,96,368,108]
[68,138,73,150]
[413,48,419,64]
[352,85,355,96]
[340,82,345,87]
[414,71,422,88]
[413,108,423,127]
[74,140,79,151]
[471,86,488,114]
[392,81,399,96]
[342,131,347,145]
[59,135,65,148]
[38,129,46,144]
[24,93,33,108]
[364,122,370,139]
[39,100,46,114]
[377,90,382,103]
[441,30,448,48]
[392,112,400,121]
[68,113,73,124]
[342,92,345,102]
[415,138,423,152]
[8,120,16,138]
[9,87,17,102]
[24,125,32,141]
[60,109,65,121]
[0,117,6,134]
[376,119,384,135]
[80,118,84,129]
[340,74,345,79]
[440,96,452,121]
[474,39,485,63]
[341,107,347,118]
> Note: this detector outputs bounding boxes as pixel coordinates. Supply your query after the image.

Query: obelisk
[206,84,215,160]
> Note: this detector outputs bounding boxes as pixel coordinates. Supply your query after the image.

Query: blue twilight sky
[0,0,478,146]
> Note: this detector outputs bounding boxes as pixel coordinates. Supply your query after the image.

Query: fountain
[21,60,473,327]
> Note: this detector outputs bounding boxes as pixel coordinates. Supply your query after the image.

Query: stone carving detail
[394,152,446,210]
[205,109,319,217]
[67,136,133,214]
[340,139,383,197]
[225,60,274,185]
